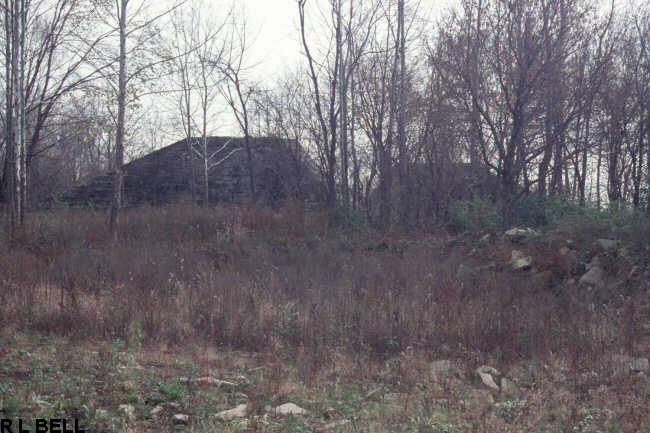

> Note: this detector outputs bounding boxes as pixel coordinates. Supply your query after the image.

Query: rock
[612,355,650,374]
[216,404,249,421]
[34,399,52,409]
[363,387,384,401]
[511,250,533,270]
[150,405,163,417]
[118,404,135,420]
[456,264,478,287]
[559,246,572,256]
[477,365,500,376]
[478,372,499,391]
[272,403,309,416]
[592,239,618,253]
[430,359,454,378]
[505,228,530,242]
[579,265,604,286]
[633,358,650,373]
[190,377,237,388]
[95,409,110,420]
[476,366,500,391]
[586,255,602,270]
[172,414,190,425]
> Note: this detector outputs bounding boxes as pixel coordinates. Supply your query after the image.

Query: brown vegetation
[0,206,645,365]
[0,205,648,431]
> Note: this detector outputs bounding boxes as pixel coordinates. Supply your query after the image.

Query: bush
[447,198,502,231]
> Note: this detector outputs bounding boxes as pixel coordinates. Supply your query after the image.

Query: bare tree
[94,0,184,239]
[218,13,256,202]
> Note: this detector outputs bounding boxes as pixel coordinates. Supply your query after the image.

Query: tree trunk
[397,0,407,226]
[5,0,26,238]
[109,0,127,240]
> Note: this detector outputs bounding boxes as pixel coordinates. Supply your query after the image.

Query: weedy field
[0,206,648,432]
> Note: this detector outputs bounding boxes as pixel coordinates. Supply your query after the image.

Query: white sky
[234,0,450,78]
[138,0,453,149]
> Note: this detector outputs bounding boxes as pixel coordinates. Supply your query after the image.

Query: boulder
[456,264,478,287]
[592,239,618,253]
[505,228,536,243]
[586,255,602,271]
[505,228,529,237]
[559,246,572,256]
[188,377,237,388]
[118,404,135,420]
[150,406,163,417]
[511,250,533,270]
[612,355,650,374]
[272,403,309,416]
[216,404,249,421]
[476,366,500,391]
[95,409,110,420]
[579,266,604,287]
[172,414,190,425]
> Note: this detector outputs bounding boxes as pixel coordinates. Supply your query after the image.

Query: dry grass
[0,205,648,431]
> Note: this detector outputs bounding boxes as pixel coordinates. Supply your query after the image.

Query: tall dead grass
[0,205,641,375]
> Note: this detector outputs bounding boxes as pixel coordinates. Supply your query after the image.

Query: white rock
[456,264,477,286]
[477,365,500,376]
[511,250,533,270]
[505,228,529,238]
[216,404,249,421]
[190,377,237,388]
[118,404,136,420]
[478,372,500,391]
[95,409,110,420]
[632,358,650,373]
[612,355,650,374]
[579,266,604,286]
[592,239,617,252]
[150,405,163,417]
[172,414,190,424]
[476,366,500,391]
[511,250,525,261]
[513,257,534,270]
[273,403,309,416]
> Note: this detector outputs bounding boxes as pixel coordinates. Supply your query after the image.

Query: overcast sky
[234,0,450,79]
[139,0,453,147]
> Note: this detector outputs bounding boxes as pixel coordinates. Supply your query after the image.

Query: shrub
[447,198,502,231]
